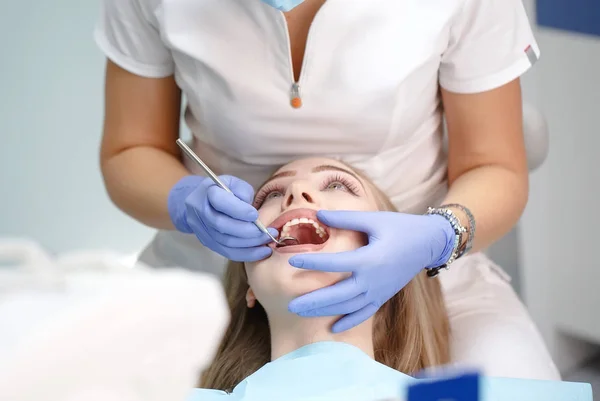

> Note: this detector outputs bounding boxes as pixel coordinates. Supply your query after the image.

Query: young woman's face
[244,157,379,314]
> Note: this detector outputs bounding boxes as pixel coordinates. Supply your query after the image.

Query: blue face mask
[261,0,304,12]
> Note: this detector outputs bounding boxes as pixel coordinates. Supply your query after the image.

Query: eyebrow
[312,165,363,187]
[259,164,365,191]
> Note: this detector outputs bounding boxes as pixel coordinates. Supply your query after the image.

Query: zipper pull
[290,82,302,109]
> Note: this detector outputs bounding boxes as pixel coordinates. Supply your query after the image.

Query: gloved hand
[287,210,455,333]
[168,175,278,262]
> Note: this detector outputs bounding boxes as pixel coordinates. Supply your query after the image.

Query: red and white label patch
[525,45,539,65]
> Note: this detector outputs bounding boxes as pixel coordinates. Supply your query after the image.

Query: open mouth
[268,209,330,250]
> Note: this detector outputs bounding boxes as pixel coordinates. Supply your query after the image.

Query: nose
[282,180,317,209]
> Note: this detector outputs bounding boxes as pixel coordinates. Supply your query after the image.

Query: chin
[264,236,357,292]
[290,270,346,289]
[254,256,346,301]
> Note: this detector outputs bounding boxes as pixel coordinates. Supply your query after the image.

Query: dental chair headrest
[522,102,549,172]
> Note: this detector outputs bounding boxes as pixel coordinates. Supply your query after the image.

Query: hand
[168,175,277,262]
[287,210,455,332]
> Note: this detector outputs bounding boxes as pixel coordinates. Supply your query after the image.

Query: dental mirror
[276,236,300,247]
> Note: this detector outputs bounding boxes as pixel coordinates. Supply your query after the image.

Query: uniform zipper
[278,2,330,109]
[280,19,305,109]
[290,82,302,109]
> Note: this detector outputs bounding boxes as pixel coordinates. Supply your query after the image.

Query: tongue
[286,224,323,245]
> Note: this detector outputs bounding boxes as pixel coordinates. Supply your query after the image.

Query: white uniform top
[95,0,539,272]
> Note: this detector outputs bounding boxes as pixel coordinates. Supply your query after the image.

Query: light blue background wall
[519,0,600,372]
[0,1,154,255]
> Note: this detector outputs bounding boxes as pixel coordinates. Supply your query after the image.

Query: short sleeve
[439,0,540,93]
[94,0,175,78]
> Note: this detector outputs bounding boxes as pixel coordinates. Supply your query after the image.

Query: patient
[191,157,592,401]
[201,157,451,391]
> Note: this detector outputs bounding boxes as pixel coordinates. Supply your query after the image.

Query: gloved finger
[331,303,379,333]
[225,245,273,263]
[288,277,363,314]
[199,203,264,238]
[219,175,256,205]
[296,293,368,317]
[211,228,278,248]
[288,246,372,272]
[206,185,258,222]
[316,210,377,234]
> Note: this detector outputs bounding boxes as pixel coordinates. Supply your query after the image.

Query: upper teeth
[281,218,327,238]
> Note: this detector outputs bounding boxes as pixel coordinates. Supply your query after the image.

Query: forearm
[441,164,529,253]
[101,146,189,230]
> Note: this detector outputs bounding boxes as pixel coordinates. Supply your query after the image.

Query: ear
[246,287,257,308]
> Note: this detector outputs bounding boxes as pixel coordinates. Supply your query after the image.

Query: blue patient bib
[187,341,593,401]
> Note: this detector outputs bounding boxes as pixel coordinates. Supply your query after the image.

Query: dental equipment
[176,139,299,246]
[0,238,230,401]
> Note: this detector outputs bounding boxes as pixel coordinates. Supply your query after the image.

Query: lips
[268,208,329,234]
[267,208,331,252]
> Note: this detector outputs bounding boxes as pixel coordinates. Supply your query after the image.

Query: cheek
[330,229,368,251]
[245,261,266,292]
[256,201,281,223]
[245,258,287,303]
[327,193,377,213]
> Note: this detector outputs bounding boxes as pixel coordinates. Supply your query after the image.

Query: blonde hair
[201,163,450,391]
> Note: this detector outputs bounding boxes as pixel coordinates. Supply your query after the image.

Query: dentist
[96,0,559,380]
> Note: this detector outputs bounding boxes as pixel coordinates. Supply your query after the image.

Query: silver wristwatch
[425,206,470,277]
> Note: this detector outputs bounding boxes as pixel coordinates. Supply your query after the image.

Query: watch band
[425,207,467,278]
[440,203,476,257]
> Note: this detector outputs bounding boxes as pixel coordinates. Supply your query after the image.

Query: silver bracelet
[425,207,467,277]
[440,203,476,257]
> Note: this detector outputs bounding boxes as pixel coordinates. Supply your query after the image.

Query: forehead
[273,157,349,175]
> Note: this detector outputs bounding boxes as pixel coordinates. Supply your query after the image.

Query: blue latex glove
[168,175,277,262]
[287,210,455,332]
